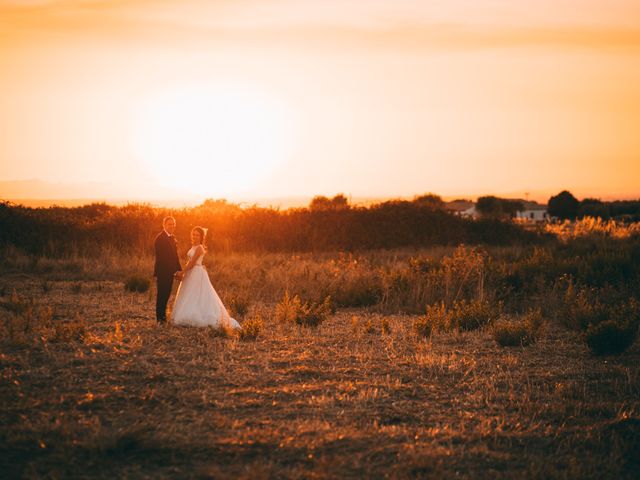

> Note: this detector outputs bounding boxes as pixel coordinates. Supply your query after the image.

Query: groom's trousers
[156,274,174,322]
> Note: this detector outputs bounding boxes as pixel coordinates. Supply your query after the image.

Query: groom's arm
[173,246,183,280]
[171,239,182,273]
[153,235,160,277]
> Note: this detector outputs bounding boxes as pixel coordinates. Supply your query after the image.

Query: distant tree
[196,198,242,214]
[548,191,580,220]
[330,194,350,210]
[476,196,523,219]
[578,198,610,219]
[309,194,350,211]
[413,193,444,209]
[476,196,500,218]
[309,195,331,211]
[609,200,640,220]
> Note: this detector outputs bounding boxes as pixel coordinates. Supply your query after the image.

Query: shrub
[441,245,487,305]
[296,296,332,327]
[206,325,233,339]
[52,315,85,343]
[381,270,418,313]
[381,318,391,335]
[351,315,360,334]
[450,299,499,331]
[364,319,376,334]
[561,283,640,334]
[330,277,383,308]
[0,289,31,315]
[2,304,42,344]
[228,294,250,319]
[585,320,638,356]
[124,275,150,293]
[0,302,70,345]
[275,291,302,324]
[275,291,332,327]
[493,309,544,347]
[239,315,263,341]
[560,282,608,331]
[414,303,450,338]
[413,316,434,338]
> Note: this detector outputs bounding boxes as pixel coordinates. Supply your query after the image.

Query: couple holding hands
[153,216,241,330]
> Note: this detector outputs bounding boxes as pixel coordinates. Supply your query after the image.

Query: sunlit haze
[1,0,640,205]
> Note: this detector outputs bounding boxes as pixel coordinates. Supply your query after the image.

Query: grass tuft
[493,309,545,347]
[0,289,32,315]
[450,299,499,331]
[124,275,150,293]
[381,317,391,335]
[585,320,637,356]
[53,314,86,343]
[227,293,250,319]
[275,291,332,327]
[239,315,264,341]
[205,325,234,339]
[414,302,449,338]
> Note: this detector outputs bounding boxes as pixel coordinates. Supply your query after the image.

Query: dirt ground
[1,277,639,479]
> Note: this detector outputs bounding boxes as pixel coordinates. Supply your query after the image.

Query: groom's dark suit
[154,230,182,322]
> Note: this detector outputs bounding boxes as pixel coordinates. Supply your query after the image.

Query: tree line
[462,191,640,221]
[0,196,542,256]
[547,191,640,221]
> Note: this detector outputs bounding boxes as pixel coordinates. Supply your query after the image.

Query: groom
[153,216,183,323]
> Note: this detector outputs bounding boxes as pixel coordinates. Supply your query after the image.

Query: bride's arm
[183,245,205,272]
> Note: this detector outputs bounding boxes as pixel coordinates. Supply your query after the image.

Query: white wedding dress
[171,246,241,329]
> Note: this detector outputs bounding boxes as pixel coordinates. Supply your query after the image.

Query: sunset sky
[1,0,639,204]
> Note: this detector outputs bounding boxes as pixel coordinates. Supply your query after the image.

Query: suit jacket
[154,231,182,278]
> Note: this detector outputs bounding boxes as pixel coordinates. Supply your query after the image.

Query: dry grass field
[1,269,639,479]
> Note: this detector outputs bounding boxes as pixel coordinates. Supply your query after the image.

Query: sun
[131,83,297,197]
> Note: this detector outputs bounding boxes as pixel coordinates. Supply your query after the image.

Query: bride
[171,226,241,329]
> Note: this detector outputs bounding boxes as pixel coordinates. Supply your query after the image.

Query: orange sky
[1,0,640,204]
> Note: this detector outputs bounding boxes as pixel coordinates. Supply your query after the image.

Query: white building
[445,200,478,218]
[516,202,549,222]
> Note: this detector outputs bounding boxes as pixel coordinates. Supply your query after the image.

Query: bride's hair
[192,226,207,250]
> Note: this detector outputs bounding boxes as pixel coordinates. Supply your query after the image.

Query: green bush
[493,309,544,347]
[124,275,150,293]
[585,320,637,356]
